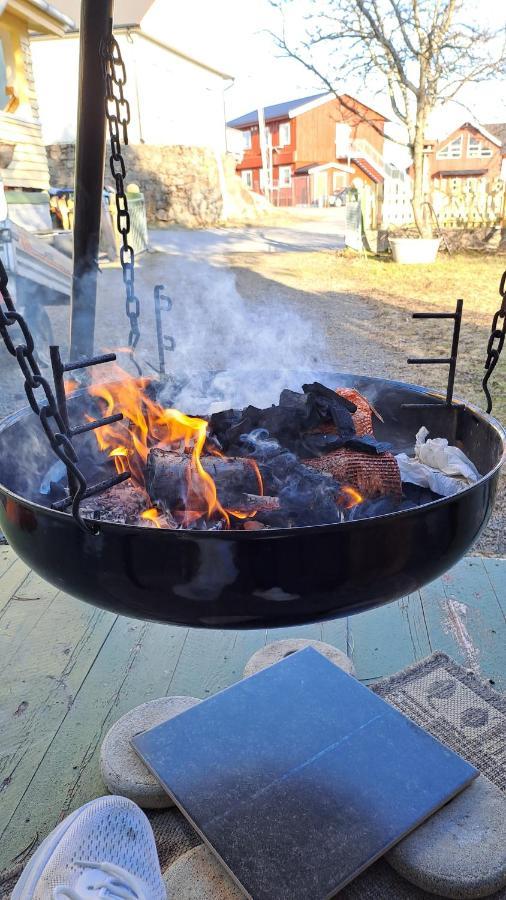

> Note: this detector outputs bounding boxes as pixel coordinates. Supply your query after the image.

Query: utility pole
[257,106,270,204]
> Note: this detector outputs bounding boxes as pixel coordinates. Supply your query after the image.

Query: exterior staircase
[349,139,385,182]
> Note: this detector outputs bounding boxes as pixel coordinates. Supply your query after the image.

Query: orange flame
[87,370,259,528]
[141,507,162,528]
[64,378,79,395]
[339,485,363,509]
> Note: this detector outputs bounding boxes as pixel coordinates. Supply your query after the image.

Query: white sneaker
[12,795,167,899]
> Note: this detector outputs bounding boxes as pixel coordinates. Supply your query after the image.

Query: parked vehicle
[328,187,351,207]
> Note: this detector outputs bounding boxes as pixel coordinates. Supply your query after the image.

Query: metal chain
[482,269,506,414]
[0,260,93,532]
[101,24,140,350]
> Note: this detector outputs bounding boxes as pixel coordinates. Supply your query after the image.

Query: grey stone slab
[386,775,506,898]
[243,639,355,678]
[133,648,477,900]
[100,696,200,808]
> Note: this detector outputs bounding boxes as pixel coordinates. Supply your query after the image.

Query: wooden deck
[0,546,505,875]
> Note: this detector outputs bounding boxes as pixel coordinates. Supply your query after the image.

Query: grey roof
[227,93,328,128]
[484,122,506,151]
[27,0,75,28]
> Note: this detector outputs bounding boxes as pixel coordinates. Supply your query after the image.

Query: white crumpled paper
[396,426,480,497]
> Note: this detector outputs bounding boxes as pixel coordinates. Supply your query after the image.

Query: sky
[146,0,506,152]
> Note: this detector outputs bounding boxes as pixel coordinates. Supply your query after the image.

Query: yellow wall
[0,9,50,189]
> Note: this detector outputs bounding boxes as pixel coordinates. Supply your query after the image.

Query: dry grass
[241,250,506,327]
[232,250,506,421]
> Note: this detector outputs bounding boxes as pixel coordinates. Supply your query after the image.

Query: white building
[30,0,233,151]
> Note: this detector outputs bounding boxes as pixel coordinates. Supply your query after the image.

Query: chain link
[101,24,140,349]
[482,269,506,414]
[0,260,94,532]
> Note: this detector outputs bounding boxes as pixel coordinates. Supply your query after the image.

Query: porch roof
[295,162,353,175]
[353,159,383,183]
[434,169,488,177]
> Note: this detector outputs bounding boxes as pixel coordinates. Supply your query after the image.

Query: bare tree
[271,0,506,236]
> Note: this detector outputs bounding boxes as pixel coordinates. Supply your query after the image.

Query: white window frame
[436,136,463,160]
[241,169,253,189]
[242,129,252,150]
[468,135,481,158]
[468,135,493,159]
[278,122,291,147]
[278,165,292,187]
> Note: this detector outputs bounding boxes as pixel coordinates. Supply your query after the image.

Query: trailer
[0,219,72,359]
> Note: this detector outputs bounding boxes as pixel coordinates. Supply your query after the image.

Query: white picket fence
[381,168,505,230]
[382,165,413,227]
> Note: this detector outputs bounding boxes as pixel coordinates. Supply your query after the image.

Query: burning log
[146,448,262,509]
[305,449,402,499]
[231,494,280,513]
[79,480,177,527]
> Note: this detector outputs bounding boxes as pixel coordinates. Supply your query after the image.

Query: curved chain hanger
[482,269,506,414]
[101,23,141,352]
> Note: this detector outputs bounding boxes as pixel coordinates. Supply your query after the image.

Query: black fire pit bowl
[0,372,503,629]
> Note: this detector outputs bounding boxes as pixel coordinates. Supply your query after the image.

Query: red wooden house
[227,92,387,207]
[421,122,505,196]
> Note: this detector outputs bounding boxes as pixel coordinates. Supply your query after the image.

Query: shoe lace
[52,861,149,900]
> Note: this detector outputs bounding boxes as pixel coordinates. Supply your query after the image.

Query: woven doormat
[1,651,505,899]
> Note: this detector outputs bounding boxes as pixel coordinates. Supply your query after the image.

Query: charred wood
[146,448,261,508]
[232,494,280,513]
[80,481,152,525]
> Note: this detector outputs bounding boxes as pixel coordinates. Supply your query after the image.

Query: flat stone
[386,775,506,898]
[100,696,200,809]
[243,638,355,678]
[164,845,243,899]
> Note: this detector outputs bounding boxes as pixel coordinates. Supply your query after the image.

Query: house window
[241,169,253,189]
[242,130,252,150]
[0,27,17,113]
[279,122,291,147]
[335,123,351,157]
[278,165,291,187]
[469,135,493,158]
[437,136,463,159]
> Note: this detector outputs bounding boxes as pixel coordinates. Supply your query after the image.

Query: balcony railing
[349,138,385,174]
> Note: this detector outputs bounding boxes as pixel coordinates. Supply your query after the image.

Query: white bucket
[389,237,440,264]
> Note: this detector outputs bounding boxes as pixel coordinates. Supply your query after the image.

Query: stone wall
[46,143,239,227]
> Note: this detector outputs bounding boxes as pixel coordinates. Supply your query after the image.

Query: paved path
[149,213,346,259]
